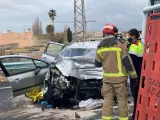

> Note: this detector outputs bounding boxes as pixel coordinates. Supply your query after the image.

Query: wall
[0,43,19,50]
[0,30,32,48]
[86,31,103,38]
[0,30,67,48]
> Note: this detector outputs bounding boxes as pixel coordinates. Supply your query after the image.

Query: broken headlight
[51,68,70,91]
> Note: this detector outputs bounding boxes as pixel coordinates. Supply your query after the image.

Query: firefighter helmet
[103,24,118,36]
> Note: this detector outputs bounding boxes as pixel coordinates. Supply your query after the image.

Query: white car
[41,42,64,63]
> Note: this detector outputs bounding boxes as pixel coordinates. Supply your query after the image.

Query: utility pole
[74,0,86,41]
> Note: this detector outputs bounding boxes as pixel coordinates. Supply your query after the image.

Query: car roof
[67,40,101,49]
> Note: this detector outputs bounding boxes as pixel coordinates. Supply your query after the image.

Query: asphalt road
[0,82,15,113]
[0,82,133,120]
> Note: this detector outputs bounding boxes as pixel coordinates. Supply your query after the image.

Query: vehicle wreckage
[0,38,131,105]
[44,41,103,103]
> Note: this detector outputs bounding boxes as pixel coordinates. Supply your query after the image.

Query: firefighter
[95,23,137,120]
[127,29,144,120]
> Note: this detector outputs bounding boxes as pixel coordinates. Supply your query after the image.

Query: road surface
[0,82,133,120]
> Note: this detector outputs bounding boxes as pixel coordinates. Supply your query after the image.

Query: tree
[67,28,72,42]
[48,9,56,25]
[40,21,43,34]
[47,9,56,34]
[32,17,43,35]
[46,24,54,35]
[58,38,64,43]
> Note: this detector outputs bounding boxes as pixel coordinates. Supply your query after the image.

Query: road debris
[79,98,104,110]
[75,112,81,119]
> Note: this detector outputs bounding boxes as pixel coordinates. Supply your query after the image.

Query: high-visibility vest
[128,40,144,57]
[97,47,128,77]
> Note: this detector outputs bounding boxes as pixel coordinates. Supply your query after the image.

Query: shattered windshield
[60,48,96,57]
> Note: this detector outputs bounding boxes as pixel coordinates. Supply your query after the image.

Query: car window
[84,49,96,57]
[46,43,63,57]
[60,48,96,57]
[1,57,36,76]
[34,60,48,68]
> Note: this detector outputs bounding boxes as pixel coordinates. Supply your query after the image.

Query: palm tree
[48,9,56,25]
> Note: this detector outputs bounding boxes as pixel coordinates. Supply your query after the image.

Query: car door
[0,56,49,97]
[41,42,64,63]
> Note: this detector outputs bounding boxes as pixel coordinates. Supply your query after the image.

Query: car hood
[54,56,103,80]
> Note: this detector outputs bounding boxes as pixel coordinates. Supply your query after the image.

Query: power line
[54,20,96,23]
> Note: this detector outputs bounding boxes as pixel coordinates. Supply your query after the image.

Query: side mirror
[35,67,41,75]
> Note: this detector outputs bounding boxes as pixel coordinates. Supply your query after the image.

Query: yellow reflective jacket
[95,36,137,83]
[129,40,144,57]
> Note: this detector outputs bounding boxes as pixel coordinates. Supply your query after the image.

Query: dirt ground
[0,57,133,120]
[0,94,133,120]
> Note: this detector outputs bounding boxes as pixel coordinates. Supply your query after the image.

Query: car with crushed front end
[44,39,104,103]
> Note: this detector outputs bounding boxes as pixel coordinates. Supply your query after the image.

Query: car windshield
[60,48,96,57]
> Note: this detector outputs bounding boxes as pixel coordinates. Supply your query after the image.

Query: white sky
[0,0,148,33]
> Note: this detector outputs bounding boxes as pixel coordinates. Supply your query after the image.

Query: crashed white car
[45,40,104,103]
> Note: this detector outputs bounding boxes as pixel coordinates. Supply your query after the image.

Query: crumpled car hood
[55,56,103,80]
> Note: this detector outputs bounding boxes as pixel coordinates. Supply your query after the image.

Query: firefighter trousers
[130,78,139,119]
[101,81,128,120]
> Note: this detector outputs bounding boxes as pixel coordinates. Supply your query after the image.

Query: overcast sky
[0,0,148,33]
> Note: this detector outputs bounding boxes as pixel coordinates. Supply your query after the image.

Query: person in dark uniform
[127,29,144,120]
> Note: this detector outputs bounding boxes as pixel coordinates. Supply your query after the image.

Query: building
[0,29,32,48]
[85,31,103,38]
[0,29,53,48]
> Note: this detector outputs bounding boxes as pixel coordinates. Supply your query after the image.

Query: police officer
[127,29,144,120]
[95,24,137,120]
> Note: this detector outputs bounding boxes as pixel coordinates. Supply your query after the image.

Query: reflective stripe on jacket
[129,40,143,57]
[97,47,128,77]
[102,116,128,120]
[102,116,112,120]
[95,36,137,83]
[96,45,128,83]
